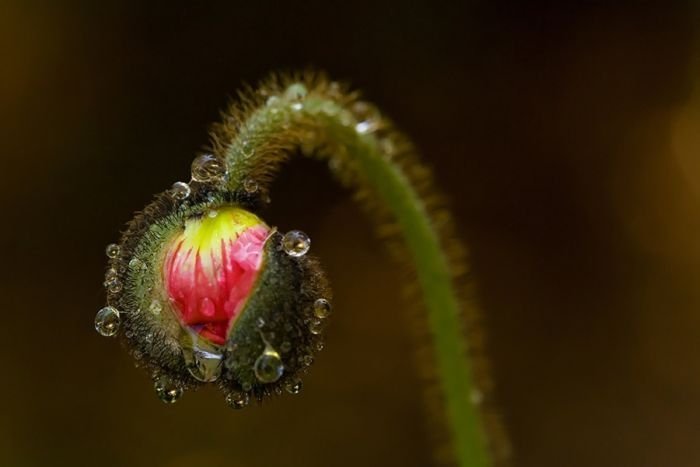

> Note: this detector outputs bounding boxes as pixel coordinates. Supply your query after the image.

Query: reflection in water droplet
[95,306,120,337]
[309,320,323,335]
[149,300,162,315]
[107,280,122,294]
[282,230,310,257]
[226,391,250,409]
[184,341,223,383]
[254,347,284,383]
[285,378,303,395]
[313,298,332,318]
[171,181,191,200]
[105,244,120,259]
[243,178,259,194]
[154,375,182,404]
[284,83,307,101]
[191,154,226,183]
[352,101,380,134]
[105,268,118,281]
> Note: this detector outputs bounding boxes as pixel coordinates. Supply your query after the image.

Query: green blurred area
[1,2,700,466]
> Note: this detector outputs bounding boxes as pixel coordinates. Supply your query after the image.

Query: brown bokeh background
[2,2,700,466]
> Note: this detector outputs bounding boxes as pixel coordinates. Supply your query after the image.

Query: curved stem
[222,83,491,467]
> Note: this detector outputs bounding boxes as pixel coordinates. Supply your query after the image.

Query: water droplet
[284,83,307,101]
[128,258,143,270]
[105,244,120,259]
[226,390,250,409]
[241,381,253,392]
[290,101,303,112]
[107,280,122,294]
[315,340,325,351]
[284,378,303,395]
[309,320,323,335]
[282,230,310,257]
[266,95,280,107]
[154,375,182,404]
[191,154,226,183]
[207,209,218,218]
[256,317,265,329]
[105,268,118,281]
[171,181,191,200]
[149,300,162,315]
[313,298,332,318]
[95,306,120,337]
[355,121,374,134]
[352,101,380,134]
[301,354,314,367]
[280,341,292,353]
[243,178,259,194]
[254,347,284,383]
[184,344,223,383]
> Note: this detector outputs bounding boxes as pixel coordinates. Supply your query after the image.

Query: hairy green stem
[223,83,490,467]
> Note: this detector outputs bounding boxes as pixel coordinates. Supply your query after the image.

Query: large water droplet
[282,230,310,257]
[226,390,250,409]
[154,375,182,404]
[95,306,120,337]
[171,181,191,200]
[313,298,332,318]
[254,347,284,383]
[105,243,120,259]
[184,345,223,383]
[191,154,226,183]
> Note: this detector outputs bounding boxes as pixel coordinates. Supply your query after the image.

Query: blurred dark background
[1,1,700,466]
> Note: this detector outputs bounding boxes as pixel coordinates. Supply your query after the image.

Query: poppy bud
[97,185,330,407]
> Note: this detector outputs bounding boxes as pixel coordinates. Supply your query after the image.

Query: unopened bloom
[164,207,269,345]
